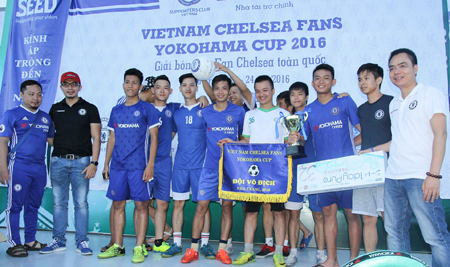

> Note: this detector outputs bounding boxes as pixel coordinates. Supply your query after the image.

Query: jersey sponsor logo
[331,107,340,115]
[249,117,255,124]
[313,120,343,131]
[208,126,235,134]
[197,110,202,117]
[101,117,110,144]
[409,100,418,110]
[56,110,65,113]
[41,117,49,124]
[134,111,141,117]
[35,124,50,130]
[78,108,87,115]
[0,124,5,133]
[226,115,234,123]
[21,116,29,121]
[116,123,140,128]
[14,184,22,192]
[165,110,172,117]
[20,123,29,128]
[374,109,384,120]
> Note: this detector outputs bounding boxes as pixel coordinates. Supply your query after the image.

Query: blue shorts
[153,157,172,202]
[197,168,220,202]
[317,190,353,209]
[107,169,153,202]
[308,194,322,212]
[172,166,201,202]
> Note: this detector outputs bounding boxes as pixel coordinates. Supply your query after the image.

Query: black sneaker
[255,244,275,259]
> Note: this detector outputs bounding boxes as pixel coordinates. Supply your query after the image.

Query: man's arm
[47,138,54,147]
[422,113,447,203]
[358,141,391,155]
[215,62,253,104]
[0,137,10,185]
[82,123,101,179]
[144,126,159,182]
[353,124,362,146]
[102,130,115,181]
[218,136,249,147]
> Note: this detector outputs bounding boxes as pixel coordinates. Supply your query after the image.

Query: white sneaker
[316,254,327,264]
[285,253,298,266]
[225,245,234,255]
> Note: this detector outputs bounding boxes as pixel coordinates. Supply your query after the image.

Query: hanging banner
[219,143,292,203]
[0,0,71,118]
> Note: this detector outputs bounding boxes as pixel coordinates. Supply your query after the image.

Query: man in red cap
[40,72,101,256]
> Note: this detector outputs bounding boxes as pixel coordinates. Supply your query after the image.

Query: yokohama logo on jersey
[116,123,140,128]
[313,120,343,131]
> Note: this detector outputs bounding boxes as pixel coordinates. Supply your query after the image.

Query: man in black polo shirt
[40,72,101,256]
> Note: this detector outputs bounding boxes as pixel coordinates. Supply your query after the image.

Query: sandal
[6,244,28,257]
[299,233,313,250]
[163,228,173,241]
[101,244,112,252]
[24,240,47,251]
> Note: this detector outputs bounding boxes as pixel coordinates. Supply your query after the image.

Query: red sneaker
[255,244,275,259]
[181,248,199,263]
[283,246,290,257]
[216,249,232,264]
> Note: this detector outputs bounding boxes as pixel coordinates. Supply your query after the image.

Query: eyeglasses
[61,82,79,88]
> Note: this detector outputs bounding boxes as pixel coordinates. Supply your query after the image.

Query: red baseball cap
[61,72,81,84]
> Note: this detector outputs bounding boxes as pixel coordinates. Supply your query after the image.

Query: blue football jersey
[0,105,55,164]
[173,103,206,169]
[151,102,181,161]
[202,102,245,169]
[107,100,160,170]
[303,93,359,161]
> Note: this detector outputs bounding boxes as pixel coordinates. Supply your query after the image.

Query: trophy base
[286,145,307,159]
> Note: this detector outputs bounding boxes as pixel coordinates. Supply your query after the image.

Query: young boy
[98,68,159,264]
[354,63,392,253]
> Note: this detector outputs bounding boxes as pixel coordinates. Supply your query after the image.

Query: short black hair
[357,63,384,87]
[179,73,197,85]
[155,75,171,86]
[276,91,291,107]
[389,48,417,66]
[20,80,42,93]
[288,82,309,97]
[212,74,231,88]
[124,68,143,84]
[313,64,335,80]
[254,75,274,89]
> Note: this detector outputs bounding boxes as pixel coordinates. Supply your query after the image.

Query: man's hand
[82,163,97,179]
[0,166,9,185]
[214,62,229,73]
[287,132,300,145]
[422,176,440,203]
[198,95,210,108]
[358,148,372,155]
[218,138,234,148]
[102,166,110,181]
[143,165,154,182]
[337,92,350,98]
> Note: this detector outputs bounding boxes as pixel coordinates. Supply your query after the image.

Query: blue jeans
[384,178,450,267]
[50,156,90,244]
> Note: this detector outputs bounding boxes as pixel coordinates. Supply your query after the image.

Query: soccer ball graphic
[248,165,260,177]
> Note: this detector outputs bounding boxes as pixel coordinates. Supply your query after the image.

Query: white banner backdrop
[54,0,449,194]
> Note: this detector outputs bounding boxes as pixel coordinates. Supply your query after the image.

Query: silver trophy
[281,112,308,158]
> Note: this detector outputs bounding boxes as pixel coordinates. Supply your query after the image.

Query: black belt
[58,154,82,160]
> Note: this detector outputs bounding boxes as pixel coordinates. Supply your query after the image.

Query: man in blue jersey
[181,74,245,265]
[292,64,362,267]
[148,75,181,253]
[98,68,160,264]
[162,73,211,258]
[285,82,315,266]
[0,80,55,257]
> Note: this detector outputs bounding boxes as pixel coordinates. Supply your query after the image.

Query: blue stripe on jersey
[108,100,160,170]
[152,102,181,160]
[202,102,245,170]
[173,104,206,169]
[303,93,359,161]
[0,106,54,163]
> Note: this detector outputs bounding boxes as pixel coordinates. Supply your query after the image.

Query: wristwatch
[90,161,99,166]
